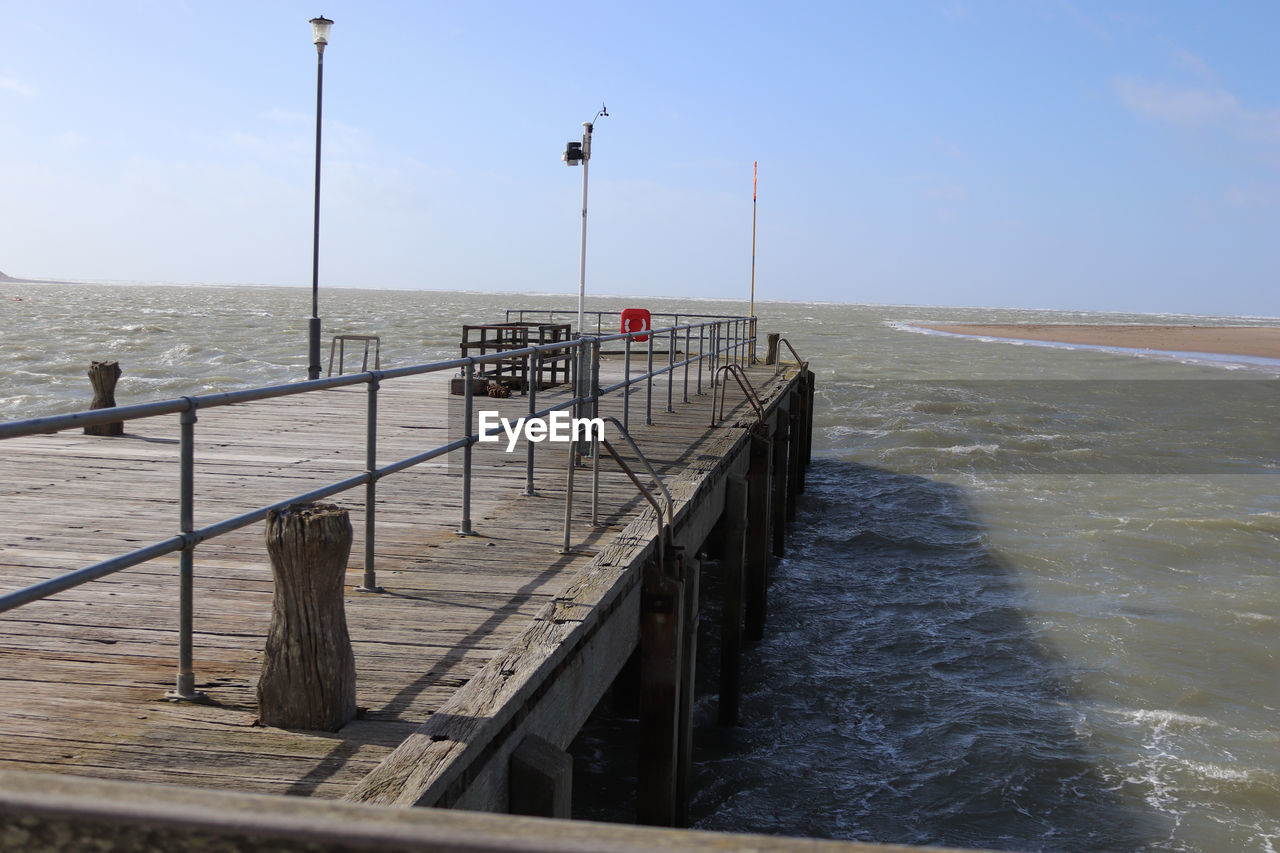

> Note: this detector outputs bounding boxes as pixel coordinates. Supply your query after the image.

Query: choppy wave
[4,281,1278,851]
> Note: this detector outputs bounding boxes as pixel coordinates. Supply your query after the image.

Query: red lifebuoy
[620,308,651,343]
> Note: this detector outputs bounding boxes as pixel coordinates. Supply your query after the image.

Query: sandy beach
[918,324,1280,360]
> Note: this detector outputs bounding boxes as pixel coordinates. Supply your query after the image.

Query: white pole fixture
[563,105,607,340]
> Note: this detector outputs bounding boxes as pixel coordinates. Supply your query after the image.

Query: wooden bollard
[764,332,780,366]
[84,361,123,436]
[258,503,357,731]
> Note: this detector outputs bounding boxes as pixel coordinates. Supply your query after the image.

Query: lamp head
[310,16,334,47]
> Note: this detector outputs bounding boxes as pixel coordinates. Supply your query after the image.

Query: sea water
[2,281,1277,851]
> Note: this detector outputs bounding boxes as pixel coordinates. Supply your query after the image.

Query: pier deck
[0,358,805,808]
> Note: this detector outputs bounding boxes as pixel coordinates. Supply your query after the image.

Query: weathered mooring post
[84,361,123,436]
[764,332,780,366]
[258,503,357,731]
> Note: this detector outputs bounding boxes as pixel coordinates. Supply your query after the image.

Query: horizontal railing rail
[0,314,758,700]
[505,308,754,336]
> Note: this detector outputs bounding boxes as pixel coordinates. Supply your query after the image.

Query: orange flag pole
[749,161,758,362]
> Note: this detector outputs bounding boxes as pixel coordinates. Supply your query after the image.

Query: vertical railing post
[646,332,655,426]
[525,351,538,496]
[624,336,632,433]
[711,324,720,388]
[591,337,602,422]
[682,325,691,403]
[167,402,206,702]
[666,327,675,413]
[357,375,383,592]
[460,360,475,535]
[562,435,576,553]
[696,324,704,396]
[590,339,602,526]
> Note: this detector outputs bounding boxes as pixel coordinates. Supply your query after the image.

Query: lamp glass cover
[310,16,334,45]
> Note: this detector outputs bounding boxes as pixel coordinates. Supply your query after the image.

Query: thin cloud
[0,77,36,98]
[1112,77,1280,142]
[1172,50,1215,83]
[1226,186,1272,209]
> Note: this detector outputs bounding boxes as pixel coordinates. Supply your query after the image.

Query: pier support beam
[804,369,816,468]
[745,430,771,641]
[509,735,572,819]
[786,391,802,522]
[675,555,700,828]
[718,476,748,726]
[637,546,687,827]
[770,400,790,557]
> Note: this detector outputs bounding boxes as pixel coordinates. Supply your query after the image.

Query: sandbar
[918,324,1280,360]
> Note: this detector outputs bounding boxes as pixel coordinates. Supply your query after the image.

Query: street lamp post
[307,15,333,381]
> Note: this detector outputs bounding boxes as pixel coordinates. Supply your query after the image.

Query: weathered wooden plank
[1,360,805,808]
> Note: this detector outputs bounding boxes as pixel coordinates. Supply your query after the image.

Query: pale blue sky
[1,1,1276,315]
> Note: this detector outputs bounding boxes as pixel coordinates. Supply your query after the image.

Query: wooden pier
[0,343,869,849]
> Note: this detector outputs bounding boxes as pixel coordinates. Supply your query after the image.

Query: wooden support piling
[745,431,771,641]
[637,547,686,827]
[675,555,700,828]
[786,392,802,522]
[84,361,123,436]
[257,503,357,732]
[804,369,816,468]
[795,375,810,494]
[509,735,572,819]
[718,476,748,726]
[771,402,790,557]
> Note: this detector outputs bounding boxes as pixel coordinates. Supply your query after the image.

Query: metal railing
[711,364,766,428]
[0,315,758,700]
[328,334,381,376]
[505,308,757,342]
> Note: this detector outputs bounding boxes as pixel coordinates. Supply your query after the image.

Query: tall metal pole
[307,22,330,381]
[570,105,606,423]
[576,121,592,343]
[749,161,758,363]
